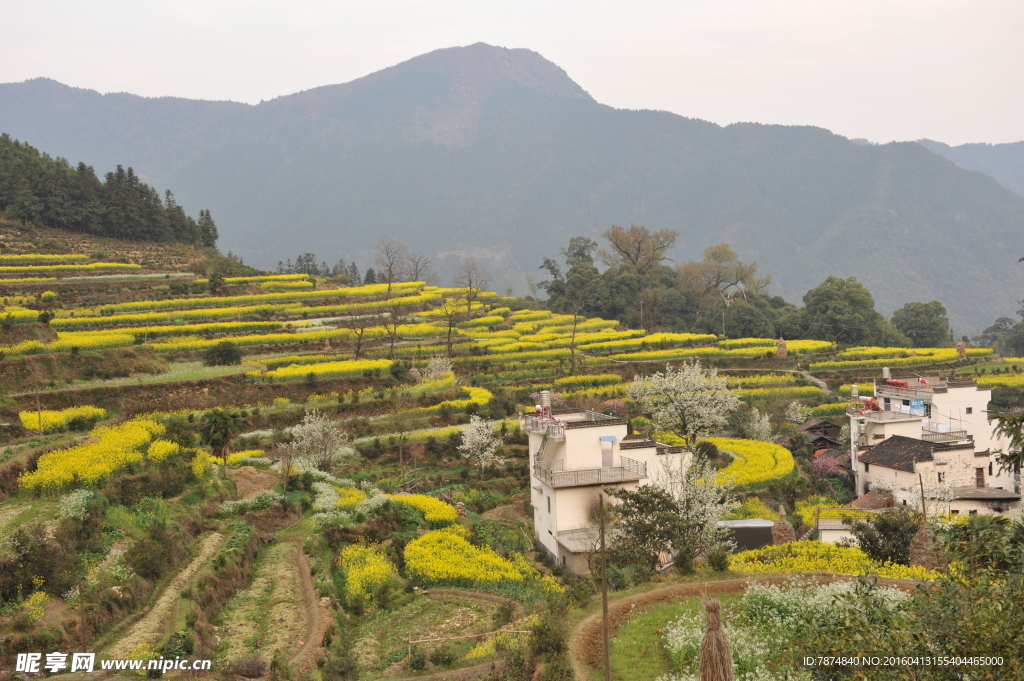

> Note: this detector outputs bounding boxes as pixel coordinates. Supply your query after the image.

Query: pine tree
[348,262,360,283]
[197,209,219,248]
[363,268,377,285]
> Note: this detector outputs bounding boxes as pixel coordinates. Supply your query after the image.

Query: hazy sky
[2,0,1021,145]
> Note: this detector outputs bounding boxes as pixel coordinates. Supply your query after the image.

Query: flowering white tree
[784,400,811,425]
[746,407,772,442]
[457,415,503,473]
[292,409,350,472]
[654,454,738,559]
[426,355,453,380]
[626,361,741,445]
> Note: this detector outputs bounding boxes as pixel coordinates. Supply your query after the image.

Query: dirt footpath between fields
[569,574,920,681]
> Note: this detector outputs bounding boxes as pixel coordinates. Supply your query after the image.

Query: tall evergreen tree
[197,209,219,248]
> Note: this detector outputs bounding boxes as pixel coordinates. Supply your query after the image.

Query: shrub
[202,340,242,366]
[428,645,457,668]
[234,658,267,678]
[408,646,426,671]
[706,545,731,572]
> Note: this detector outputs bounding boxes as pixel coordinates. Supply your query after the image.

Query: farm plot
[352,593,500,678]
[217,541,307,666]
[106,533,224,659]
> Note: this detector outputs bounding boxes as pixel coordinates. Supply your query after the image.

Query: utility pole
[35,389,43,436]
[600,493,611,681]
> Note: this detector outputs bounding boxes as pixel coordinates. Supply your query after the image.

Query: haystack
[699,598,733,681]
[772,505,796,544]
[909,524,945,570]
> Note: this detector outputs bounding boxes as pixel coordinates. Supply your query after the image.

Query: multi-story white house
[847,372,1021,516]
[522,392,688,574]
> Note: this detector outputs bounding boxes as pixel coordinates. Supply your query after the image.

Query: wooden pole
[600,493,611,681]
[918,473,928,521]
[35,390,43,436]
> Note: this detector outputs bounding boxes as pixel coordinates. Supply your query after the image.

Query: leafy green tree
[598,224,678,277]
[607,485,687,573]
[198,408,247,477]
[202,340,242,366]
[989,407,1024,482]
[890,301,950,347]
[802,276,909,346]
[842,508,922,565]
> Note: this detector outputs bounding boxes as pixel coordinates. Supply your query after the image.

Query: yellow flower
[336,544,396,607]
[730,540,938,580]
[387,494,457,525]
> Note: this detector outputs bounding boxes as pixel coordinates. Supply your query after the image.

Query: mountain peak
[276,42,592,108]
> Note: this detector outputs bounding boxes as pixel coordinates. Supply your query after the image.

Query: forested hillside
[2,44,1023,330]
[919,139,1024,197]
[0,134,217,245]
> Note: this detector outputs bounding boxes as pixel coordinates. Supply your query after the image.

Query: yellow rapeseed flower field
[730,540,938,579]
[387,494,457,525]
[20,419,166,493]
[19,405,106,433]
[336,544,396,608]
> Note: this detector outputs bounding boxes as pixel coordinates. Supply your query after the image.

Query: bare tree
[597,224,678,276]
[343,313,384,359]
[437,298,464,356]
[401,251,437,284]
[380,301,406,359]
[454,257,492,316]
[277,444,295,493]
[374,237,407,299]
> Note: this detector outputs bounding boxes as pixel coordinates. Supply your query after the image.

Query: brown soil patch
[231,466,278,499]
[481,493,531,524]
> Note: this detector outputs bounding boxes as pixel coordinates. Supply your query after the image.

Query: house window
[902,499,907,506]
[864,463,870,472]
[965,407,972,414]
[989,462,993,476]
[937,472,945,483]
[547,496,551,514]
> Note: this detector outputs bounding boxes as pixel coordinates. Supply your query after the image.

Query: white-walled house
[846,373,1021,517]
[522,400,688,575]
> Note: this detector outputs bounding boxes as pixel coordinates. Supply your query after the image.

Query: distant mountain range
[1,43,1022,332]
[918,139,1024,198]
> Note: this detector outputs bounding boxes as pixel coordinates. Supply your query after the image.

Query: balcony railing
[875,385,934,400]
[533,456,646,488]
[921,430,969,443]
[521,416,566,440]
[847,406,922,421]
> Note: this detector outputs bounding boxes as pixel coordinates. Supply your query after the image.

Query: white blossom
[626,361,741,445]
[746,407,772,442]
[784,400,811,425]
[457,415,504,469]
[57,489,94,521]
[654,454,737,553]
[291,409,350,472]
[426,355,453,380]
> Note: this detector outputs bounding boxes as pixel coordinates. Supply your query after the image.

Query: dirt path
[219,541,306,666]
[289,539,325,670]
[106,533,224,658]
